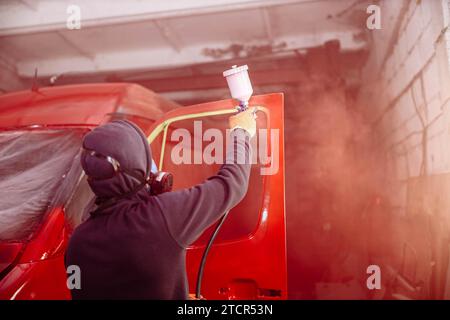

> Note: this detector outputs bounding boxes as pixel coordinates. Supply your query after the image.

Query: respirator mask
[82,148,173,201]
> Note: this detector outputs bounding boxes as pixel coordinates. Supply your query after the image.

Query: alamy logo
[66,265,81,290]
[366,5,381,30]
[366,265,381,290]
[66,5,81,30]
[169,121,280,175]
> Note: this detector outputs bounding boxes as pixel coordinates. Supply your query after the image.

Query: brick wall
[357,0,450,214]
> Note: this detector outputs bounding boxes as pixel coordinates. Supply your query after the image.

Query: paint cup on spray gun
[223,65,253,113]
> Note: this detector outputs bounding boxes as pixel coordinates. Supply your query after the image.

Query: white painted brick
[396,90,416,125]
[426,92,450,174]
[445,31,450,75]
[399,14,409,35]
[404,45,423,81]
[427,96,443,125]
[379,107,396,135]
[404,131,423,150]
[427,134,440,174]
[405,6,422,54]
[417,22,435,64]
[427,131,447,174]
[399,1,411,33]
[427,111,446,138]
[383,0,405,34]
[405,113,424,134]
[396,32,409,68]
[395,153,409,180]
[383,80,396,111]
[444,105,450,172]
[386,105,401,133]
[387,128,403,148]
[405,0,418,26]
[427,134,438,174]
[389,128,402,146]
[411,77,425,108]
[419,1,433,29]
[422,57,441,103]
[384,55,395,82]
[390,65,407,100]
[443,99,450,120]
[376,82,389,111]
[440,129,450,172]
[430,0,447,38]
[407,144,423,177]
[393,36,404,70]
[426,115,447,173]
[413,2,428,35]
[373,40,385,69]
[443,128,450,172]
[391,113,422,146]
[358,0,450,183]
[370,80,391,115]
[434,40,450,102]
[401,65,413,93]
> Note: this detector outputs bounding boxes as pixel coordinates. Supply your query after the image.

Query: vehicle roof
[0,83,179,128]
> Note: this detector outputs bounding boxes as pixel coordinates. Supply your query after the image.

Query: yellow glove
[228,107,257,138]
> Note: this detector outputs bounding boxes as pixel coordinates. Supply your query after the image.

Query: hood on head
[80,120,152,199]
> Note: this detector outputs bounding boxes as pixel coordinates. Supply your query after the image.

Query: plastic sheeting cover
[0,129,84,241]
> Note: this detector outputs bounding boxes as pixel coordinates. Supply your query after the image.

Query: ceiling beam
[16,30,366,78]
[138,68,308,92]
[18,0,38,11]
[0,0,325,37]
[153,20,182,52]
[56,31,95,60]
[261,7,274,42]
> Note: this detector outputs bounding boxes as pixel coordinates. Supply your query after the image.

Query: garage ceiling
[0,0,371,98]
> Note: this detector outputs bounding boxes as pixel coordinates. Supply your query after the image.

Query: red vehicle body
[0,83,287,300]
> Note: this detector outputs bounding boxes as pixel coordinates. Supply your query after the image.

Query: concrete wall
[0,53,27,93]
[358,0,450,215]
[284,43,379,299]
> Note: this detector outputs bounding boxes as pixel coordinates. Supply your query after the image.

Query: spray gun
[195,65,254,300]
[223,64,253,112]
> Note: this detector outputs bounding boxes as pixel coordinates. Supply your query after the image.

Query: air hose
[195,64,253,299]
[195,210,230,299]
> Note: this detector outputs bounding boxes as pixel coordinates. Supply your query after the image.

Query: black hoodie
[65,120,251,299]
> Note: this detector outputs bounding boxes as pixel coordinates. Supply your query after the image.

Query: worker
[65,108,256,299]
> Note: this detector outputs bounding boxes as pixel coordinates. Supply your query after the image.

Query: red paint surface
[0,84,287,300]
[150,94,287,299]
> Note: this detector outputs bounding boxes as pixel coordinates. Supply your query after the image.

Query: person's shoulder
[128,195,166,223]
[68,215,98,241]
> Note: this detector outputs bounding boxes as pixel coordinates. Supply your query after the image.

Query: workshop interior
[1,0,450,300]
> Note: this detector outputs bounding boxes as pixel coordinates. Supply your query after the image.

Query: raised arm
[154,109,256,247]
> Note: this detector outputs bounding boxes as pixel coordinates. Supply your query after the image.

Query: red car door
[147,93,287,299]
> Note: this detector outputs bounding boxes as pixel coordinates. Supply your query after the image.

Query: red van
[0,83,287,300]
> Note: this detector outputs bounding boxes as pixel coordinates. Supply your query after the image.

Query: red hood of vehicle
[0,242,23,277]
[0,83,178,128]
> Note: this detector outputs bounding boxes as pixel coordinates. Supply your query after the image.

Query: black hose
[195,106,249,299]
[195,210,230,299]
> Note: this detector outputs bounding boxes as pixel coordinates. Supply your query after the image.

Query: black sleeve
[154,128,252,248]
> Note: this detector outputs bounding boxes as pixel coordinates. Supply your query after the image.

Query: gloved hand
[228,107,257,138]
